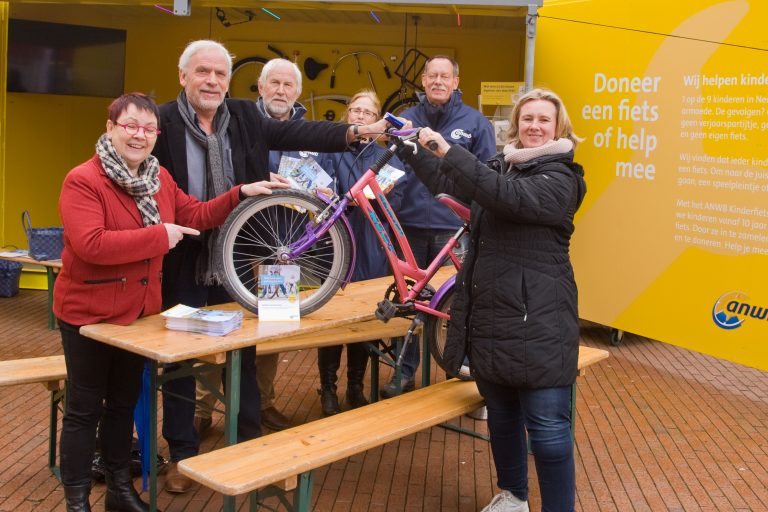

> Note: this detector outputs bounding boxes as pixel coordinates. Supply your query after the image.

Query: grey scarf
[96,133,161,227]
[176,91,231,285]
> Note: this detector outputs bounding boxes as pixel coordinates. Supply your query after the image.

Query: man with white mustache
[380,55,496,399]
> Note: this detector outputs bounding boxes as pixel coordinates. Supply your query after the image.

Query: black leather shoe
[105,467,156,511]
[346,385,369,409]
[261,406,290,431]
[379,375,415,399]
[319,389,341,416]
[63,483,92,512]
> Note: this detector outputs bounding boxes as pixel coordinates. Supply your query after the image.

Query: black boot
[63,484,92,512]
[320,387,341,416]
[105,467,156,512]
[346,342,370,409]
[317,346,342,416]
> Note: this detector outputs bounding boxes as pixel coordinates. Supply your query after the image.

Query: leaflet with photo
[257,264,301,321]
[278,156,333,193]
[364,163,406,199]
[161,304,243,336]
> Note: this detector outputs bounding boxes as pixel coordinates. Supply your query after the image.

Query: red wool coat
[53,155,242,326]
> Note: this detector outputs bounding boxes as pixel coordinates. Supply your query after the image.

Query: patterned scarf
[175,90,232,285]
[503,138,573,165]
[96,133,161,227]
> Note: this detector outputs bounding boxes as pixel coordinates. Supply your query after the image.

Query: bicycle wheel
[381,89,419,116]
[424,285,472,380]
[229,56,268,100]
[216,190,352,316]
[299,94,350,121]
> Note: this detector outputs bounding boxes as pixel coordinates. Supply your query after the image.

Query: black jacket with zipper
[401,144,587,388]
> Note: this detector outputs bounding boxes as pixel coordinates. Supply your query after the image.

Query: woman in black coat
[400,88,586,512]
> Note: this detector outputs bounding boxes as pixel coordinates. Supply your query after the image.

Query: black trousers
[317,342,372,388]
[58,320,145,486]
[161,247,262,461]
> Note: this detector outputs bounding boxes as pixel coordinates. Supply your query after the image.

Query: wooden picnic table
[80,267,454,511]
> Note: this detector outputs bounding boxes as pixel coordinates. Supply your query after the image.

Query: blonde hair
[343,89,381,123]
[507,88,582,148]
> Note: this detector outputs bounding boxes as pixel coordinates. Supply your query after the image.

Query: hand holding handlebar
[417,128,450,157]
[388,125,450,157]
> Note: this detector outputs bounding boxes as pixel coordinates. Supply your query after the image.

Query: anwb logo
[712,291,768,330]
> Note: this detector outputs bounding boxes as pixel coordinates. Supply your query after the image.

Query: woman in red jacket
[54,92,286,512]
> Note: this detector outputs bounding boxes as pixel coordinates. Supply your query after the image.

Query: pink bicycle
[215,128,471,378]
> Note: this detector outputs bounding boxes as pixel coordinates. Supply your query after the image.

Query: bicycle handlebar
[388,128,439,152]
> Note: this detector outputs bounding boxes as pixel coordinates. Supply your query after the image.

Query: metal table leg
[223,349,241,512]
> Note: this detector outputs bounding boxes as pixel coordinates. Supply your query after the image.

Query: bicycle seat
[304,57,328,80]
[437,194,470,222]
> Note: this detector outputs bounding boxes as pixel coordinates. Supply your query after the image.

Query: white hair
[178,40,233,77]
[259,58,303,95]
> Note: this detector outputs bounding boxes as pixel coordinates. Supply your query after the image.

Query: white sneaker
[480,490,529,512]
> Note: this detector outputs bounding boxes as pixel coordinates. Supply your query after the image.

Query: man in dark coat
[153,40,380,494]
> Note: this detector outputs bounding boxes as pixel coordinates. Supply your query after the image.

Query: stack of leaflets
[161,304,243,336]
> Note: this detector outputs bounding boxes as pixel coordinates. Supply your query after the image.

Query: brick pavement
[0,290,766,511]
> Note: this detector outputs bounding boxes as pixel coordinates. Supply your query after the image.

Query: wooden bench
[179,346,610,512]
[0,318,412,493]
[0,355,67,477]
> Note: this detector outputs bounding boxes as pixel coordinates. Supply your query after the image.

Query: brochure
[278,155,333,193]
[161,304,243,336]
[364,163,406,199]
[257,264,301,321]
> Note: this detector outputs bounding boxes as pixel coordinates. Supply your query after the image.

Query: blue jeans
[475,378,575,512]
[400,226,464,378]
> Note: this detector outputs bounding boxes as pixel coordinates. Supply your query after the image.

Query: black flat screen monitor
[7,19,126,97]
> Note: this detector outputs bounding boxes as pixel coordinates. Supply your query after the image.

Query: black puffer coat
[402,144,586,388]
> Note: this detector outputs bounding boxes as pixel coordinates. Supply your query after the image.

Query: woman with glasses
[53,92,287,512]
[316,90,408,415]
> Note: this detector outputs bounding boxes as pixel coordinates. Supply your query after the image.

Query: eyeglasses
[115,122,161,138]
[348,107,378,119]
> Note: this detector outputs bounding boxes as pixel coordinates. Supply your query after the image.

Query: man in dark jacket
[192,58,310,435]
[381,55,496,398]
[153,40,369,494]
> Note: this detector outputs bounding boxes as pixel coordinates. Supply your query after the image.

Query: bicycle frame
[287,140,467,321]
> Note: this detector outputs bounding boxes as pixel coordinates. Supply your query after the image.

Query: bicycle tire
[215,190,352,316]
[424,285,472,380]
[229,56,268,100]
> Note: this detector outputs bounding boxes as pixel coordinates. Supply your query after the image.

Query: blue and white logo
[450,128,472,141]
[712,291,768,330]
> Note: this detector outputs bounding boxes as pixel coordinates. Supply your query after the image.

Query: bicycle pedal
[375,299,398,322]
